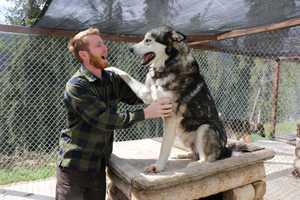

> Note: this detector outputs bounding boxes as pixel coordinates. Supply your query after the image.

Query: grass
[264,120,299,137]
[249,120,300,142]
[0,164,56,185]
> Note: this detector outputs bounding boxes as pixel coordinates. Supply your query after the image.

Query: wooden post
[297,124,300,138]
[270,59,280,139]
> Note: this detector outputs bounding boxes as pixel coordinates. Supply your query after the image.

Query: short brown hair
[68,27,100,62]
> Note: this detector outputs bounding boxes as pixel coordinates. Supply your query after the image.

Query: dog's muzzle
[129,47,134,53]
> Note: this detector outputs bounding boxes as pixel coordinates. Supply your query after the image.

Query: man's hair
[68,27,101,62]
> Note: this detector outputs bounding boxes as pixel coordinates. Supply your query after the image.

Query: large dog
[107,26,232,173]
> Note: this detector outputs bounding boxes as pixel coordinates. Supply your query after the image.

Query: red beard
[89,53,108,70]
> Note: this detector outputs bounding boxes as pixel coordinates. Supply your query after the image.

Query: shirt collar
[80,65,97,82]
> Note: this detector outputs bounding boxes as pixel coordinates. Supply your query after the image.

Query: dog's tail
[219,147,232,159]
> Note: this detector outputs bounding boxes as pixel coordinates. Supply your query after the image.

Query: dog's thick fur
[107,26,232,173]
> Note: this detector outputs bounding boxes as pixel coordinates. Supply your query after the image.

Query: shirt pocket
[57,129,72,165]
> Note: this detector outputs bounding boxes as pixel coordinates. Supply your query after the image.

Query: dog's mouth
[142,52,155,65]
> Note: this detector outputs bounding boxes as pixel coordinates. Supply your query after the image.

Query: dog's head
[130,26,189,66]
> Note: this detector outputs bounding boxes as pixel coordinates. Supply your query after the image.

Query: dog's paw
[186,160,205,168]
[106,67,130,80]
[144,164,164,174]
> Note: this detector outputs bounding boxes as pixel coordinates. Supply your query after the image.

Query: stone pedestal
[107,138,274,200]
[292,124,300,177]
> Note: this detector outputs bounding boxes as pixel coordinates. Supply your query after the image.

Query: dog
[106,26,233,173]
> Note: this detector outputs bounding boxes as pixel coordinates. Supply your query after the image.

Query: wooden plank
[2,21,299,57]
[0,24,241,56]
[2,17,300,43]
[188,17,300,46]
[0,24,215,44]
[0,24,143,42]
[0,24,75,37]
[217,18,300,40]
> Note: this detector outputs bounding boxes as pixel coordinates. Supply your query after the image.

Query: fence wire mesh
[0,27,299,185]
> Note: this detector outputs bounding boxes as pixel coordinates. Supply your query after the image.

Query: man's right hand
[144,97,173,119]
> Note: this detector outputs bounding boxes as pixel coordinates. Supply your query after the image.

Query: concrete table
[107,138,275,200]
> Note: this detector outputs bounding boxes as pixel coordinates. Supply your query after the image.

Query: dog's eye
[145,39,152,43]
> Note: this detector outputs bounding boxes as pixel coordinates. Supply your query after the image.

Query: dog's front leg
[105,67,153,104]
[124,77,153,104]
[145,116,177,173]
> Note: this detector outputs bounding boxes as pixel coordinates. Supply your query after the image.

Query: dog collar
[182,82,204,103]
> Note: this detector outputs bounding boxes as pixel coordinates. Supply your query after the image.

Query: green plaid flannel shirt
[57,66,144,172]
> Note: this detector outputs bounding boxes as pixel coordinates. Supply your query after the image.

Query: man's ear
[79,50,89,61]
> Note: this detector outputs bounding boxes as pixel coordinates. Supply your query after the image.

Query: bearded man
[55,28,172,200]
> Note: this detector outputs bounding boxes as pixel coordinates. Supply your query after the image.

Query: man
[56,28,173,200]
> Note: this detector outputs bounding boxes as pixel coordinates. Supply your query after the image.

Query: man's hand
[144,97,173,119]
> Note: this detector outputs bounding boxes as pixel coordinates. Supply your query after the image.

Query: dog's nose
[129,47,134,53]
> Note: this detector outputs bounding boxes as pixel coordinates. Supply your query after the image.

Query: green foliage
[0,33,78,153]
[0,164,55,185]
[264,120,300,137]
[6,0,47,26]
[194,49,300,130]
[194,51,253,119]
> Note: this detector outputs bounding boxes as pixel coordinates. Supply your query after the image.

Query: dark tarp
[34,0,300,57]
[35,0,300,35]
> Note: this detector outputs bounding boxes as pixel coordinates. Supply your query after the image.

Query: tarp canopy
[35,0,300,35]
[34,0,300,57]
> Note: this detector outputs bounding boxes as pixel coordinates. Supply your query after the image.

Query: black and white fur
[107,26,231,173]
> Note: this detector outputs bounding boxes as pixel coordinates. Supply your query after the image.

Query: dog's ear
[171,31,186,42]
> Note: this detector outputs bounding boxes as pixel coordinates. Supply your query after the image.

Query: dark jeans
[55,165,106,200]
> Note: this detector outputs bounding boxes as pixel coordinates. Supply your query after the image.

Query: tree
[6,0,47,25]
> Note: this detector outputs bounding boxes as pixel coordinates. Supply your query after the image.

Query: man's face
[85,34,108,69]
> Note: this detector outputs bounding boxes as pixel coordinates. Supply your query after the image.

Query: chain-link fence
[0,26,300,185]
